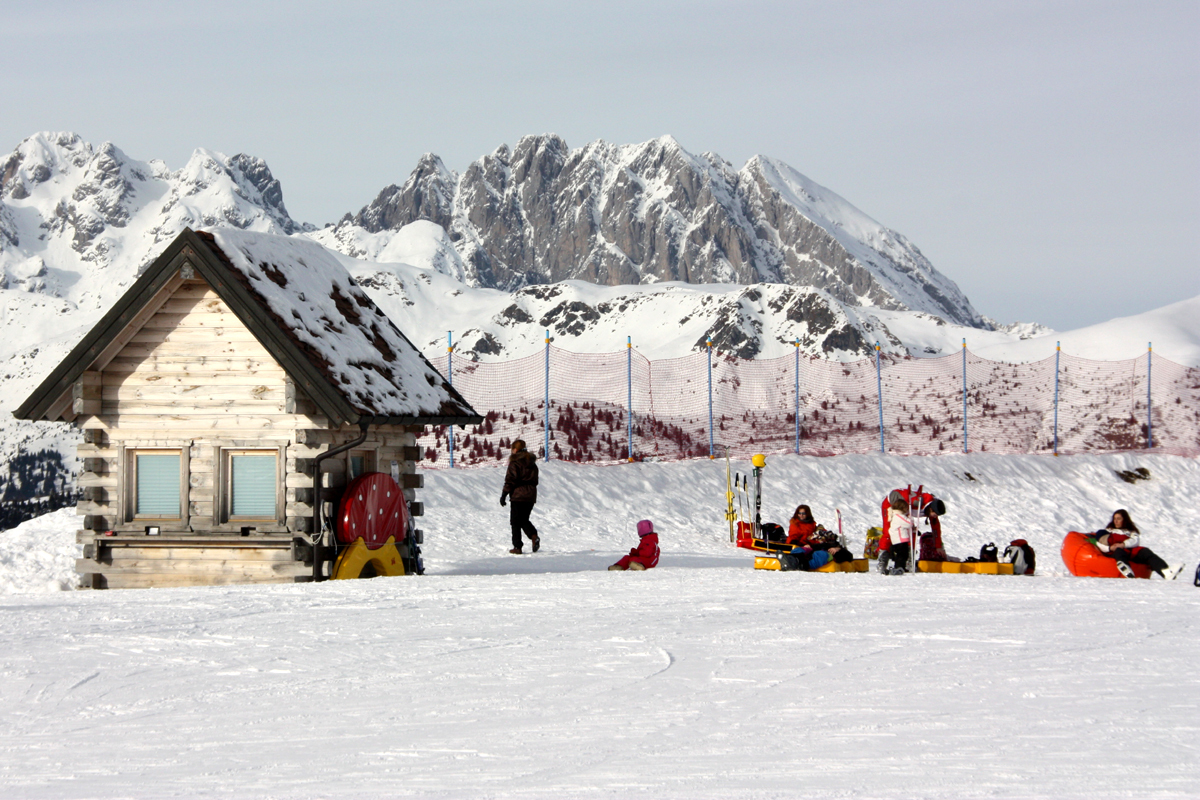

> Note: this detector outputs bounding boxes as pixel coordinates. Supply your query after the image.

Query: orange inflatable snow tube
[1060,532,1152,579]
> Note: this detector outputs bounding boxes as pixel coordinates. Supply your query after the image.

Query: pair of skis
[723,447,758,543]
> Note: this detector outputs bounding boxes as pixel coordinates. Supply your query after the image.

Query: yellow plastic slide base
[815,558,870,573]
[754,557,870,572]
[332,535,407,579]
[918,560,1014,575]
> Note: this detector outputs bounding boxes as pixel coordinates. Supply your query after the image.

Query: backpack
[864,527,882,559]
[1003,539,1037,575]
[760,522,786,543]
[979,543,998,562]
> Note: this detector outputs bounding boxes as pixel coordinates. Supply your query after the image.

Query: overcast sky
[3,0,1196,331]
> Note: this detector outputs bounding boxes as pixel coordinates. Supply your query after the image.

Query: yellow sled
[754,556,869,572]
[918,560,1014,575]
[332,535,407,579]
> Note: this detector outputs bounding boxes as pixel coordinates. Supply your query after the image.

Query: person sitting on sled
[787,504,836,547]
[609,519,661,571]
[916,499,948,562]
[1092,509,1183,580]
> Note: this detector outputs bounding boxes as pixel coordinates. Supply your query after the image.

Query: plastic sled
[736,521,792,553]
[332,535,407,579]
[917,560,1014,575]
[1061,532,1151,579]
[754,555,869,572]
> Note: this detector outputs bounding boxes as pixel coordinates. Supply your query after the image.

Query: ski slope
[1,453,1198,799]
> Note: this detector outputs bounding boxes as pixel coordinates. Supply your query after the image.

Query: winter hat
[637,520,655,536]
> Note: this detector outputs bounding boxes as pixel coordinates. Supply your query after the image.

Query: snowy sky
[2,0,1196,331]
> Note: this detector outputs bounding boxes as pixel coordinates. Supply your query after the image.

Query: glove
[500,494,507,507]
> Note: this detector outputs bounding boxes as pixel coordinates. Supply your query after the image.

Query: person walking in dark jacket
[501,439,540,554]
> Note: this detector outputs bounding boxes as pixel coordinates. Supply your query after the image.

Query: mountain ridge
[311,133,984,328]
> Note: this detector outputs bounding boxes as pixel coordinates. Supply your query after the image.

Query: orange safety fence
[421,346,1200,468]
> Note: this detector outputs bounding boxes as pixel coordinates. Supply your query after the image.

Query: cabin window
[225,450,278,519]
[132,451,182,518]
[348,449,376,480]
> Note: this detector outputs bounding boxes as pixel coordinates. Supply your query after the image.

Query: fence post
[962,338,968,453]
[544,329,550,462]
[875,342,884,453]
[707,338,714,458]
[1053,342,1060,455]
[627,336,634,462]
[447,331,454,468]
[1147,342,1153,449]
[794,339,800,455]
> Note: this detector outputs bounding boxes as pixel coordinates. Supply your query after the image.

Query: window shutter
[136,454,180,516]
[231,454,276,517]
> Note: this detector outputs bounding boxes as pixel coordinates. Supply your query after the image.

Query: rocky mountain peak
[316,135,984,328]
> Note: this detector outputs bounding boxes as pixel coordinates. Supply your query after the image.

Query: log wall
[73,277,423,589]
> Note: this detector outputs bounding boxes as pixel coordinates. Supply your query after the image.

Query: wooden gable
[101,278,313,427]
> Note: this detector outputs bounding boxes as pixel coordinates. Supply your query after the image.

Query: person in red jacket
[609,519,660,571]
[878,487,944,573]
[787,505,819,545]
[787,504,840,549]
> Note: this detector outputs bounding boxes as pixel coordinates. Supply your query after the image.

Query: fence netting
[423,346,1200,468]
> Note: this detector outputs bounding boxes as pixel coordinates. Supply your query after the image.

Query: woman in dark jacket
[1094,509,1181,579]
[501,439,540,554]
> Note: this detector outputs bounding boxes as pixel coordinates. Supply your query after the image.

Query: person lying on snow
[1092,509,1183,580]
[786,505,837,547]
[780,542,854,571]
[609,519,660,571]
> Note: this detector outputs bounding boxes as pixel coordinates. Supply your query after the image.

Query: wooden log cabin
[14,227,480,588]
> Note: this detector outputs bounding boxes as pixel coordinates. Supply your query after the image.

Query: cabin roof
[14,227,481,427]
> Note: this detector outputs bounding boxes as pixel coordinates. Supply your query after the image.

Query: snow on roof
[204,228,476,421]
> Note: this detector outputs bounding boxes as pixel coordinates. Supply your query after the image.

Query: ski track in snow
[0,454,1198,799]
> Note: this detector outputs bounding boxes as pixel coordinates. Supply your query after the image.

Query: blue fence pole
[875,342,884,453]
[794,339,800,455]
[627,336,633,462]
[1147,342,1153,449]
[1053,342,1060,455]
[962,338,968,453]
[707,338,714,458]
[447,331,454,468]
[544,329,550,462]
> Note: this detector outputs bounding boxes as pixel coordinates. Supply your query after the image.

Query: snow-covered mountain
[975,294,1200,367]
[1,130,1195,528]
[311,135,984,328]
[0,130,1010,399]
[345,255,987,363]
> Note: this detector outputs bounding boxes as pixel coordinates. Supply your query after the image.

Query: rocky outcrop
[324,135,987,328]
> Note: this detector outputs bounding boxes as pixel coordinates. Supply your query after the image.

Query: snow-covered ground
[1,453,1199,799]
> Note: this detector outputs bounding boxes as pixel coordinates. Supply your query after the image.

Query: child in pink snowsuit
[609,520,660,571]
